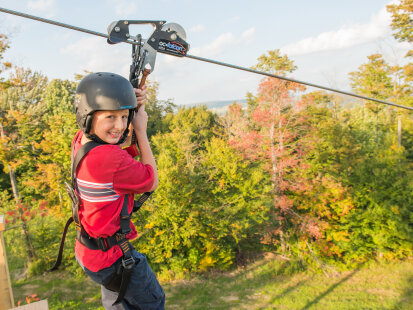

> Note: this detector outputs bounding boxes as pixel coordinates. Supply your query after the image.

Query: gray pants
[101,286,125,310]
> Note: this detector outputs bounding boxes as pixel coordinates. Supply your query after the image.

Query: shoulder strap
[71,141,101,228]
[71,141,101,187]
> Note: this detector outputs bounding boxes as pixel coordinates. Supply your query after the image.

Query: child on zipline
[72,72,164,309]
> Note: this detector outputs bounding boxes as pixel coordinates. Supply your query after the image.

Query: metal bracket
[107,20,190,73]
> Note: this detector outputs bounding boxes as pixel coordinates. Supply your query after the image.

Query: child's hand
[133,85,148,134]
[133,105,148,134]
[135,85,147,107]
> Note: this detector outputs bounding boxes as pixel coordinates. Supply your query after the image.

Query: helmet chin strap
[85,128,129,145]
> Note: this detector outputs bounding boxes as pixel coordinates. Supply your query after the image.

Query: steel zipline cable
[1,6,412,111]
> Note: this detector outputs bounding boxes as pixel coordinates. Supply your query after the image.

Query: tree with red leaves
[227,50,316,250]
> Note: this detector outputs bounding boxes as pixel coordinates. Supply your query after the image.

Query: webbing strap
[48,217,74,271]
[133,191,152,212]
[112,194,134,305]
[120,195,131,235]
[113,266,133,305]
[71,141,101,187]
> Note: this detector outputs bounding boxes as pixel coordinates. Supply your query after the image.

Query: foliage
[0,34,12,89]
[1,24,412,286]
[349,54,393,113]
[16,294,39,307]
[251,49,297,75]
[232,50,321,255]
[145,81,176,139]
[134,106,271,278]
[303,102,413,265]
[387,0,413,43]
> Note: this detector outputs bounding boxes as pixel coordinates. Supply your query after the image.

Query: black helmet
[74,72,137,144]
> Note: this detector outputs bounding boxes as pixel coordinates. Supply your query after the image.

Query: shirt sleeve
[113,148,154,194]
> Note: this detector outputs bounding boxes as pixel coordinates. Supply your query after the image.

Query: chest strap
[76,193,131,252]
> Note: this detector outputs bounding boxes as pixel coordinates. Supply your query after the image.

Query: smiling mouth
[109,132,121,138]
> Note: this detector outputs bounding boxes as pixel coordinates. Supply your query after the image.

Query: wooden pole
[0,214,14,309]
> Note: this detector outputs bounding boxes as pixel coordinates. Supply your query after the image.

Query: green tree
[0,34,12,90]
[0,68,50,264]
[25,79,78,210]
[251,49,297,75]
[349,54,393,112]
[387,0,413,43]
[304,99,413,265]
[134,107,270,277]
[145,81,175,139]
[0,68,49,197]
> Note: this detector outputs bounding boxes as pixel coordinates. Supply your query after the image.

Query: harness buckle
[122,257,135,269]
[97,237,109,251]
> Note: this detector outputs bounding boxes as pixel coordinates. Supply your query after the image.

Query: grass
[11,256,413,309]
[163,256,413,310]
[12,271,103,309]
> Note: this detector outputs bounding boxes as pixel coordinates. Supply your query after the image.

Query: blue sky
[0,0,410,105]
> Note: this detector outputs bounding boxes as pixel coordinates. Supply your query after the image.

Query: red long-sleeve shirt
[72,131,154,272]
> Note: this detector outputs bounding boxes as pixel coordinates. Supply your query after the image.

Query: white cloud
[27,0,56,17]
[106,0,138,17]
[242,27,255,41]
[191,27,255,57]
[189,24,206,33]
[280,6,392,56]
[60,36,130,76]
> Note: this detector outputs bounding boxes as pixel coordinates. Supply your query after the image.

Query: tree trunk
[8,168,19,204]
[1,123,35,261]
[269,123,278,194]
[21,220,35,261]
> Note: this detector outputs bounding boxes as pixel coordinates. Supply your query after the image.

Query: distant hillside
[182,95,363,115]
[184,99,247,115]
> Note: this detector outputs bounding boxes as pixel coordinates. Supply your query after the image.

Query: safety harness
[50,141,152,305]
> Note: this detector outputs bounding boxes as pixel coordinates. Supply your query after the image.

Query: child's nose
[114,117,125,130]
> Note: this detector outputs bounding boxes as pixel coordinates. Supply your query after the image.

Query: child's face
[90,109,129,144]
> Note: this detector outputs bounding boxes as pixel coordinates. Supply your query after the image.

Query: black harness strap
[133,191,152,212]
[112,195,134,305]
[71,141,101,184]
[49,217,74,271]
[71,141,101,229]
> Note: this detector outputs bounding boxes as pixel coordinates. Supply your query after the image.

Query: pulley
[107,20,189,74]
